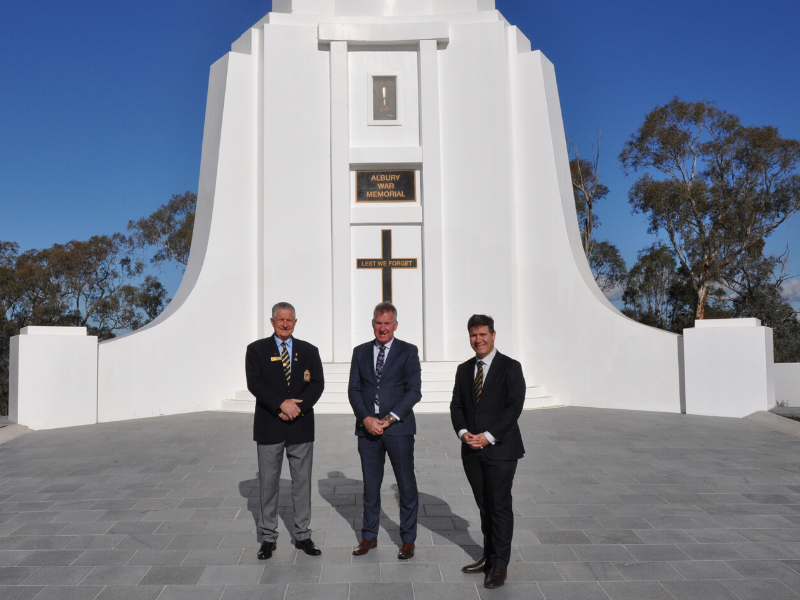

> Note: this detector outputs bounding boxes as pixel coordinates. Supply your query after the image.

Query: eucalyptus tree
[620,98,800,319]
[570,135,626,292]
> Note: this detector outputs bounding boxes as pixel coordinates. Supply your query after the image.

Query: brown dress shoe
[461,556,487,574]
[484,567,507,589]
[352,539,378,556]
[397,542,415,559]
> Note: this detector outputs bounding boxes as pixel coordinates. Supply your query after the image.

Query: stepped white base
[220,362,553,414]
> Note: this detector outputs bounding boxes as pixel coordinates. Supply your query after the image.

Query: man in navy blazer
[348,302,422,560]
[450,314,526,590]
[245,302,324,561]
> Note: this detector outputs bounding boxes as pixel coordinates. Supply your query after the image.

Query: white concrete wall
[97,39,260,421]
[439,19,516,359]
[505,28,682,412]
[684,319,775,418]
[10,327,98,430]
[261,23,333,357]
[775,363,800,407]
[91,4,687,422]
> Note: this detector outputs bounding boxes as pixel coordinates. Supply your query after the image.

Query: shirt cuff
[390,412,400,421]
[457,429,468,440]
[484,431,496,445]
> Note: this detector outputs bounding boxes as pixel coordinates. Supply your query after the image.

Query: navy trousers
[358,434,418,543]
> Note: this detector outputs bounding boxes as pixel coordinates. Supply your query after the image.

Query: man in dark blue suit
[450,314,526,590]
[348,302,422,560]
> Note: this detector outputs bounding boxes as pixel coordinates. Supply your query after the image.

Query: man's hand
[471,433,490,449]
[363,416,387,436]
[461,432,490,449]
[278,412,290,421]
[280,399,303,420]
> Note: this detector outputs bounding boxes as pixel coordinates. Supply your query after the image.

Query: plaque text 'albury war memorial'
[356,170,416,202]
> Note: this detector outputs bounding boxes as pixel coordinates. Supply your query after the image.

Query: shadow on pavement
[318,470,481,559]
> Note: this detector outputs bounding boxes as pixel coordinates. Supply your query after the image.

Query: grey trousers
[256,441,313,544]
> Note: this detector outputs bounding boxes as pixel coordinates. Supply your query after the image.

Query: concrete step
[222,384,553,413]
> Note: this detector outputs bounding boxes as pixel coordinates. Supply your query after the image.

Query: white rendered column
[330,41,351,362]
[418,39,444,361]
[10,327,98,430]
[684,318,775,418]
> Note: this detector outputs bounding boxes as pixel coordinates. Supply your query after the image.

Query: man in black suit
[348,301,422,560]
[450,314,526,589]
[245,302,324,560]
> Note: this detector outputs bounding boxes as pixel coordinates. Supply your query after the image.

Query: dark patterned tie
[375,344,386,411]
[475,360,484,404]
[281,342,291,388]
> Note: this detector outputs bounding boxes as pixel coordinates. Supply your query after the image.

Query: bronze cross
[356,229,418,303]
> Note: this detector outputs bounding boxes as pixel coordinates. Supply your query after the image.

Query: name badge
[271,357,281,361]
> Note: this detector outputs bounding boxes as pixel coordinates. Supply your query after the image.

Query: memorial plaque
[372,75,397,120]
[356,170,416,202]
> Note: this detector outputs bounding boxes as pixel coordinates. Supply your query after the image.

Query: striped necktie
[281,342,291,387]
[375,345,386,411]
[475,360,484,404]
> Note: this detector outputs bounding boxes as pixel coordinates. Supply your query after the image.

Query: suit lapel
[468,357,477,404]
[380,339,400,380]
[289,339,299,388]
[265,337,279,368]
[364,343,377,384]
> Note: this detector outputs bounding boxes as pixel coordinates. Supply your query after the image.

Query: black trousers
[463,452,518,568]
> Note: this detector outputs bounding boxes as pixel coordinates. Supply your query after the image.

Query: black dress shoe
[484,567,507,589]
[295,538,322,556]
[461,556,488,574]
[257,541,277,560]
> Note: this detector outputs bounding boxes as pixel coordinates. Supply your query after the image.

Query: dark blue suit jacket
[348,338,422,436]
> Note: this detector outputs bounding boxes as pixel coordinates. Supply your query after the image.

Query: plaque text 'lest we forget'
[356,170,416,202]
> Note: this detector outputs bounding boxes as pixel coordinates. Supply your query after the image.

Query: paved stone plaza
[3,408,800,599]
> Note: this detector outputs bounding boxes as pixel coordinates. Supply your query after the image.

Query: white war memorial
[9,0,794,430]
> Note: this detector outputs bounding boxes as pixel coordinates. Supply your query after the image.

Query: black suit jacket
[348,338,422,436]
[245,336,324,445]
[450,352,526,460]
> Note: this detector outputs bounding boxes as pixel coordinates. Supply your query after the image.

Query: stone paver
[1,407,800,598]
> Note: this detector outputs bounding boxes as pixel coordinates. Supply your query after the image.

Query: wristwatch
[382,414,398,426]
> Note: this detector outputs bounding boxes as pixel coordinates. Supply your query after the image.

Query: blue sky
[1,0,799,303]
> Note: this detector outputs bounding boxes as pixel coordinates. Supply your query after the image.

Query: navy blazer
[449,351,526,460]
[245,336,324,445]
[348,338,422,436]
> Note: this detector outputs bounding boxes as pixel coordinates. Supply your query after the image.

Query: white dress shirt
[457,347,497,445]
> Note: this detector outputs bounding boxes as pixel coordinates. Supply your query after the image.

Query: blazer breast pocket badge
[303,370,311,382]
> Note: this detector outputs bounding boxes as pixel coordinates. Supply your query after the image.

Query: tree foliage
[589,241,626,293]
[620,98,800,319]
[570,135,626,292]
[722,245,800,362]
[128,191,196,266]
[622,244,677,329]
[570,134,609,259]
[1,191,195,416]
